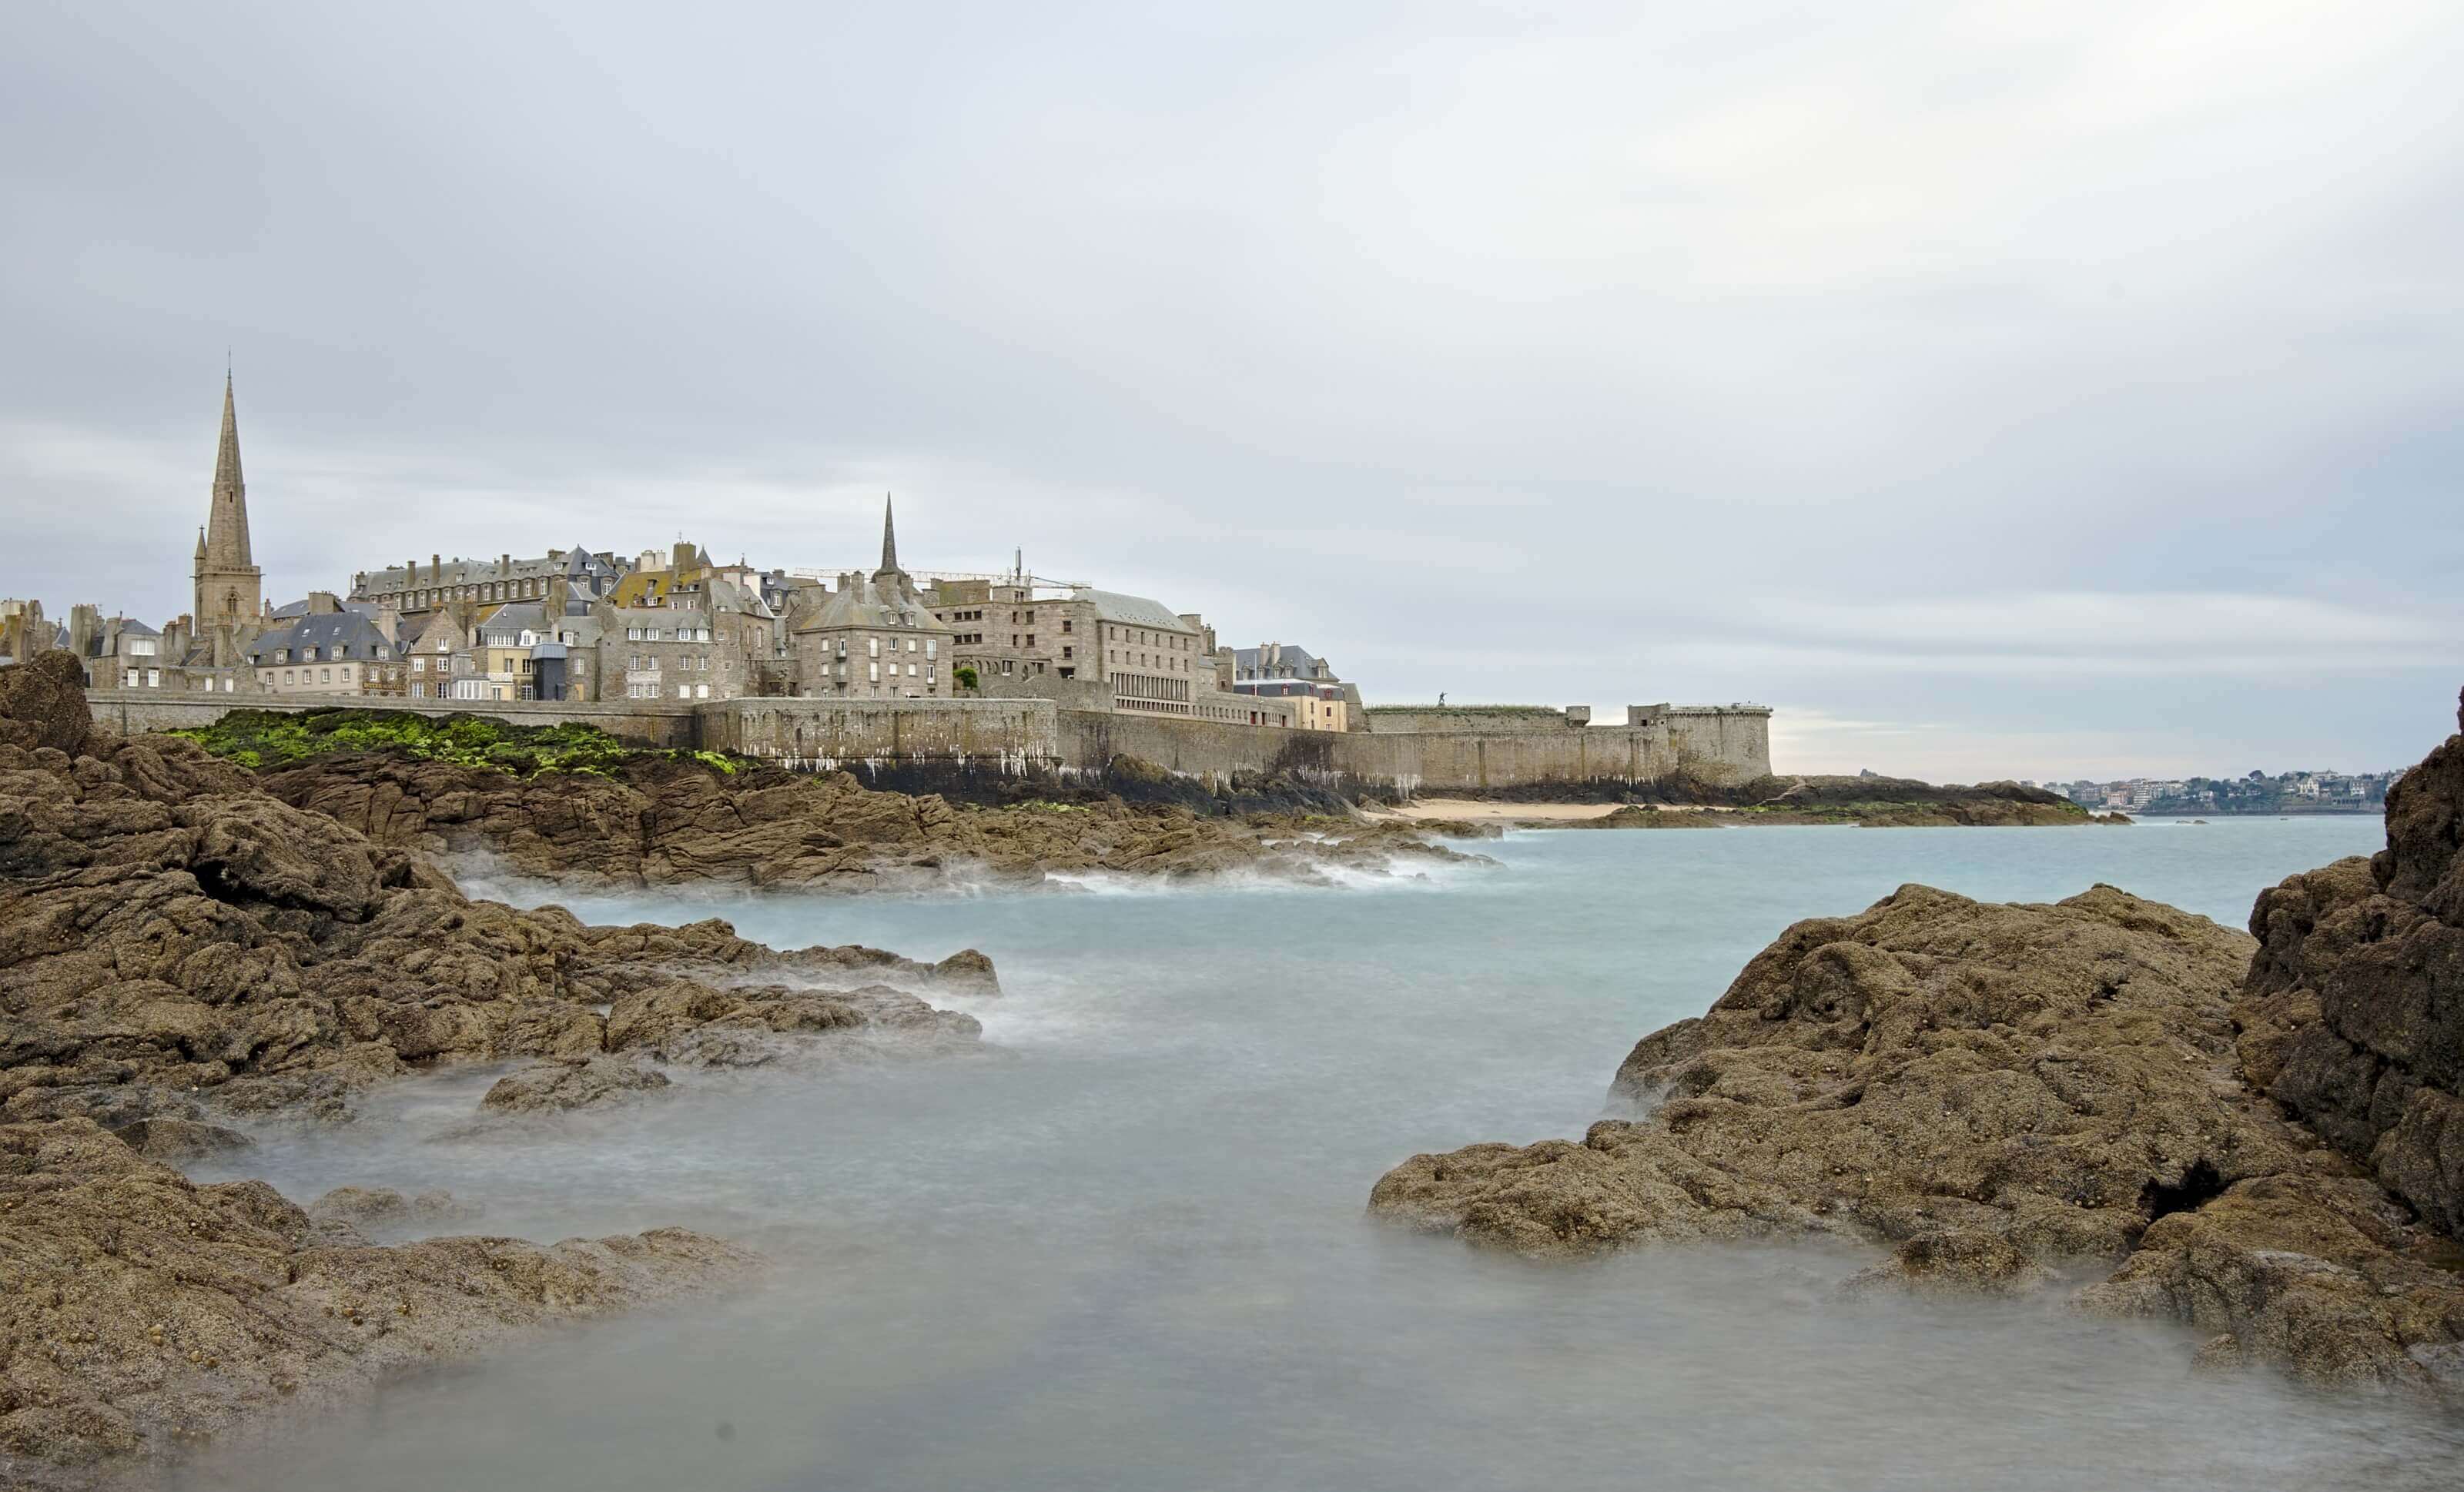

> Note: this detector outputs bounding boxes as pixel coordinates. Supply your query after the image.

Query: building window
[868,637,879,658]
[868,661,879,684]
[146,668,160,687]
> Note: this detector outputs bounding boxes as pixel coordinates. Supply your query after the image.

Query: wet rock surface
[0,1119,754,1490]
[253,751,1487,892]
[107,1118,254,1163]
[2241,690,2464,1236]
[1371,866,2464,1397]
[0,652,996,1130]
[479,1055,672,1114]
[0,653,986,1484]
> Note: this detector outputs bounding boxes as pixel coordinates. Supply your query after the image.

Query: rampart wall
[82,691,1773,795]
[697,698,1058,774]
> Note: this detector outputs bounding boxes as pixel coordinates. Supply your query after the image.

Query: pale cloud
[3,0,2460,778]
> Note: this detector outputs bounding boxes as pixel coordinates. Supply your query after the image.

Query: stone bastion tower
[192,371,263,627]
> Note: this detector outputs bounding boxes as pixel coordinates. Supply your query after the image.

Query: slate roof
[1073,588,1191,632]
[245,610,401,665]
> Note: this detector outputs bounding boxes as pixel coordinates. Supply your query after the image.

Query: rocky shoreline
[1372,687,2464,1397]
[8,645,2458,1484]
[237,743,1491,893]
[1409,771,2113,822]
[0,652,999,1488]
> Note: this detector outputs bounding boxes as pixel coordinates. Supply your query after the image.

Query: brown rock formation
[2241,689,2464,1236]
[253,752,1486,892]
[0,1119,754,1490]
[479,1055,672,1114]
[0,651,993,1484]
[0,652,995,1129]
[1370,877,2464,1395]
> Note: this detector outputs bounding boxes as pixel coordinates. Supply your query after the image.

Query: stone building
[597,600,738,701]
[403,610,475,700]
[0,600,54,668]
[1232,642,1338,684]
[245,603,408,697]
[59,608,165,689]
[790,500,956,698]
[470,597,601,701]
[350,544,625,619]
[923,576,1225,717]
[1230,677,1347,731]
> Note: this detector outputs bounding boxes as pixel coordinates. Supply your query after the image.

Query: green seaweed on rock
[167,709,745,781]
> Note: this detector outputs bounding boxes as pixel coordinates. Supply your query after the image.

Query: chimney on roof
[431,554,441,583]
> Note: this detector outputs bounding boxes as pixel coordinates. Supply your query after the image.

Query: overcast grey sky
[4,0,2459,779]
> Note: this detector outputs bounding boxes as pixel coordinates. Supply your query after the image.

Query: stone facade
[1232,677,1347,731]
[600,601,742,701]
[926,577,1254,721]
[789,500,957,698]
[350,544,624,619]
[245,598,409,697]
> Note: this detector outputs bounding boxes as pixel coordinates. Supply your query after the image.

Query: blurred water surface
[178,816,2460,1491]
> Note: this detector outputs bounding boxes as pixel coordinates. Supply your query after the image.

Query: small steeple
[875,494,900,578]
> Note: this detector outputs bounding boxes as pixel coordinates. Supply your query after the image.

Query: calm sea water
[178,817,2460,1491]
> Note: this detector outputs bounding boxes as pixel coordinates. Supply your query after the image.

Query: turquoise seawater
[179,816,2462,1492]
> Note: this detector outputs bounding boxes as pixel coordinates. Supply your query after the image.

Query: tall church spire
[206,372,252,568]
[875,493,899,578]
[194,370,264,624]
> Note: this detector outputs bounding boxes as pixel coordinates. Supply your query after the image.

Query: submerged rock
[1369,871,2464,1396]
[0,1119,752,1489]
[109,1116,254,1162]
[480,1055,671,1113]
[0,647,974,1484]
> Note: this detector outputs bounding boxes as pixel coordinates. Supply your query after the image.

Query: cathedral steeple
[193,370,264,624]
[206,372,253,569]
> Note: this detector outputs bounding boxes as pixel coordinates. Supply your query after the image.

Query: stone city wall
[695,697,1059,774]
[82,690,1773,795]
[1360,706,1579,734]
